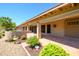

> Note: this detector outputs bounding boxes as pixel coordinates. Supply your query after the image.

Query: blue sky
[0,3,58,26]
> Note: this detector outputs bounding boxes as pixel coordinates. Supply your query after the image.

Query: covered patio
[16,3,79,56]
[17,3,79,40]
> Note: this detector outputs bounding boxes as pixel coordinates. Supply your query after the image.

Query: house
[16,3,79,39]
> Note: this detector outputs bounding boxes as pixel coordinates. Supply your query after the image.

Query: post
[45,24,47,34]
[37,22,41,39]
[27,25,29,32]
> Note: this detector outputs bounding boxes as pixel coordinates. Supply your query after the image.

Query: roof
[17,3,68,28]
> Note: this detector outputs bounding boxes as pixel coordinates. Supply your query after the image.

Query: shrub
[26,36,39,48]
[22,37,26,40]
[0,34,2,38]
[0,32,3,38]
[2,32,5,36]
[12,29,16,32]
[5,39,15,42]
[39,43,69,56]
[2,33,5,36]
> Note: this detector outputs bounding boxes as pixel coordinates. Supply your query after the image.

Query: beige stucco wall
[41,20,65,37]
[51,20,64,37]
[65,19,79,38]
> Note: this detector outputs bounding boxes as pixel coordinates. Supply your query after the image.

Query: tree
[11,22,16,28]
[0,17,16,29]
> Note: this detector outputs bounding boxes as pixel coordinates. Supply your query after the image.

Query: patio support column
[71,3,74,7]
[37,22,41,39]
[27,25,29,32]
[45,24,47,34]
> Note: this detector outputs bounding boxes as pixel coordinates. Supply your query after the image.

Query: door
[47,24,51,33]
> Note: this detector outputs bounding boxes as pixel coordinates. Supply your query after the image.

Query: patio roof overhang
[16,3,79,28]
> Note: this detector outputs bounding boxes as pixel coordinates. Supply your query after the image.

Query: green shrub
[0,34,2,38]
[2,33,5,36]
[39,43,69,56]
[12,30,16,32]
[0,30,5,38]
[5,39,15,42]
[2,32,5,36]
[26,36,39,47]
[0,32,3,38]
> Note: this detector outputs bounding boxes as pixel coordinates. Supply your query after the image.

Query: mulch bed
[25,46,42,56]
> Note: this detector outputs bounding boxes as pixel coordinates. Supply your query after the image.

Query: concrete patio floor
[0,36,27,56]
[40,35,79,56]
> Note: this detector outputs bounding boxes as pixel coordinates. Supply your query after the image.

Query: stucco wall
[51,20,64,37]
[65,19,79,38]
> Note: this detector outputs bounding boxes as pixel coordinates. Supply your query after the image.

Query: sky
[0,3,58,26]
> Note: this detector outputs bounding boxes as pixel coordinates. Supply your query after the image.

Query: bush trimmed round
[26,36,39,47]
[39,43,69,56]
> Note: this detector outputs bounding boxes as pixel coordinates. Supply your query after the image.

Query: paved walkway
[0,36,27,56]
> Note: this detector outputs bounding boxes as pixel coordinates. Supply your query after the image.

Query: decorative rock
[35,45,40,51]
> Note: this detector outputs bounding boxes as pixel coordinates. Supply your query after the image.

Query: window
[47,24,51,33]
[41,25,45,33]
[25,27,27,30]
[67,21,79,25]
[23,27,25,30]
[74,3,77,6]
[33,26,36,33]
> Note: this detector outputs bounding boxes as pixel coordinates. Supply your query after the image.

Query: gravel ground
[0,36,27,56]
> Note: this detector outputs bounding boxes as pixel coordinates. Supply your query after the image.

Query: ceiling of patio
[39,9,79,24]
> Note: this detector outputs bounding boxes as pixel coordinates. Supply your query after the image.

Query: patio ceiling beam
[39,9,79,23]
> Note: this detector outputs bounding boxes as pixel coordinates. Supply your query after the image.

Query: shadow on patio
[42,34,79,49]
